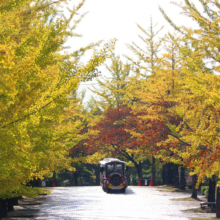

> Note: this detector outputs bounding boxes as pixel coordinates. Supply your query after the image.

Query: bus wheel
[121,188,125,193]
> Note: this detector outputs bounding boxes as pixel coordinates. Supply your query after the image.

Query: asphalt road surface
[4,186,215,220]
[32,186,213,220]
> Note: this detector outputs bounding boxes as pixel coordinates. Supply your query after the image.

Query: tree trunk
[162,165,166,185]
[208,178,216,204]
[0,199,7,217]
[173,164,179,187]
[170,163,174,185]
[180,167,185,190]
[95,166,99,186]
[13,197,19,206]
[7,199,14,212]
[165,163,171,185]
[152,157,155,186]
[53,171,56,186]
[80,175,82,186]
[191,174,197,199]
[0,199,3,218]
[74,171,78,186]
[126,173,130,186]
[216,187,220,218]
[135,162,143,179]
[36,178,41,187]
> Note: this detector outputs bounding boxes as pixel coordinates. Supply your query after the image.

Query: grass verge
[155,185,193,193]
[184,207,215,213]
[172,197,206,201]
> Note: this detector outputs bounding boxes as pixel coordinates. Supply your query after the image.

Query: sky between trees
[73,0,201,102]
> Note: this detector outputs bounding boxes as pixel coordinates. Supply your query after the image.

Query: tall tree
[0,0,115,203]
[125,17,163,78]
[160,0,220,187]
[85,105,148,178]
[158,0,220,209]
[125,31,184,187]
[89,55,130,111]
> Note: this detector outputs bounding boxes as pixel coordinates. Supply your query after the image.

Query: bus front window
[107,164,114,174]
[116,163,123,174]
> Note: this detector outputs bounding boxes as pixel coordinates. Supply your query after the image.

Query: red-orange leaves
[85,105,137,158]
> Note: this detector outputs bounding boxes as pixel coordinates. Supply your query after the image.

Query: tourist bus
[99,158,127,193]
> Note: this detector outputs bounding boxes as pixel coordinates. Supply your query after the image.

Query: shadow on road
[109,187,135,195]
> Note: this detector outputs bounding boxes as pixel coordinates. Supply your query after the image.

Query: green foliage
[123,0,220,188]
[89,55,130,111]
[0,0,115,199]
[201,186,209,198]
[125,17,163,77]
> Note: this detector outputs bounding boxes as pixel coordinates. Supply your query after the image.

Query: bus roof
[99,158,125,165]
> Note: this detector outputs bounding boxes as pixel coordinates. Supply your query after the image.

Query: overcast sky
[66,0,200,103]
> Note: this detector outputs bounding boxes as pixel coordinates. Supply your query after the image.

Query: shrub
[201,186,209,198]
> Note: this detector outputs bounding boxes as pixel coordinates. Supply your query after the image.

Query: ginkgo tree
[125,18,208,195]
[83,105,149,178]
[89,55,130,111]
[123,18,180,185]
[72,56,155,179]
[125,17,163,78]
[126,0,220,214]
[0,0,115,203]
[159,0,220,189]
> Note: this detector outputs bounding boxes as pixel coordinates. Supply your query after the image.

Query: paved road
[33,186,212,220]
[4,186,215,220]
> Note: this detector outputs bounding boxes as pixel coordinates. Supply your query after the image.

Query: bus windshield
[107,164,114,174]
[115,163,123,173]
[106,163,124,174]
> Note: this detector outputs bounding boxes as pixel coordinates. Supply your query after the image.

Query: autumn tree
[82,57,158,179]
[124,0,220,209]
[84,105,149,178]
[0,0,115,214]
[126,25,205,194]
[125,17,163,78]
[159,0,220,206]
[89,55,130,111]
[124,18,183,185]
